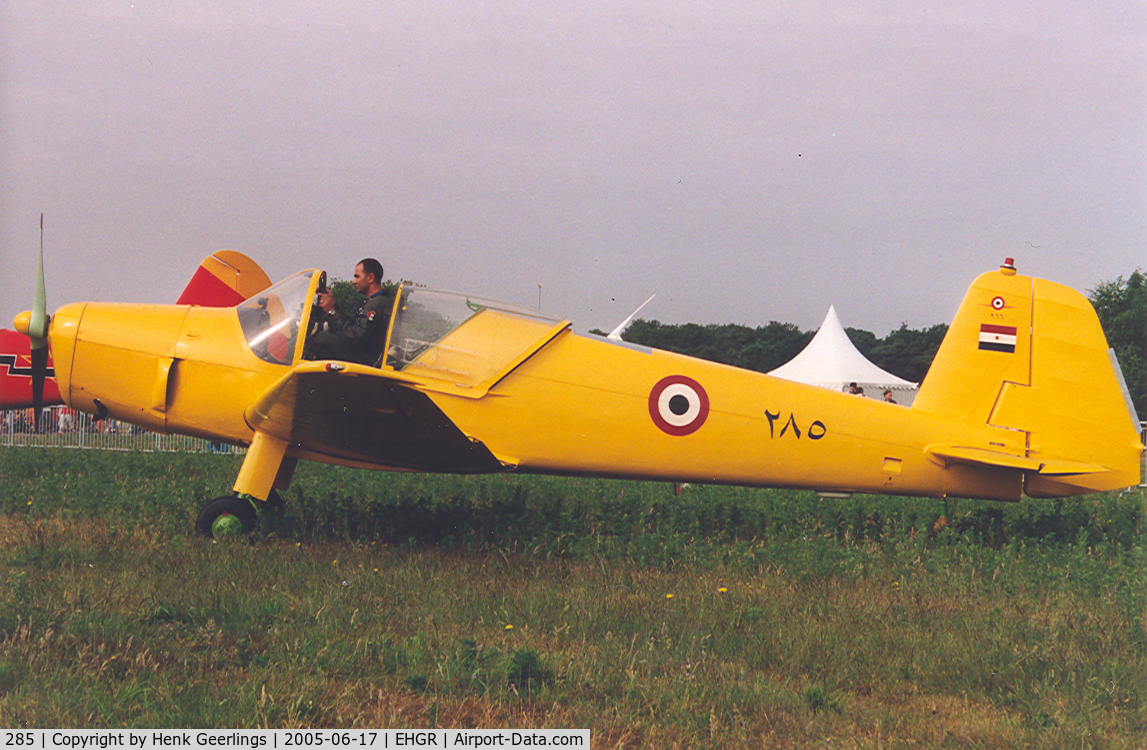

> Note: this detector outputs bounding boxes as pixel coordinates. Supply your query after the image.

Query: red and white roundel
[648,375,709,436]
[991,296,1006,310]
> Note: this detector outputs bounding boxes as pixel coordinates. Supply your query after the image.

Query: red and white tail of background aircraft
[0,250,271,414]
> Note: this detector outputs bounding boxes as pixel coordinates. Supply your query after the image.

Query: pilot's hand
[317,290,336,314]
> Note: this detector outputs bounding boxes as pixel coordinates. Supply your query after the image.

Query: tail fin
[176,250,272,307]
[914,260,1143,497]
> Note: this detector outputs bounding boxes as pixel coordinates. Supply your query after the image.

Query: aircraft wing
[244,361,507,473]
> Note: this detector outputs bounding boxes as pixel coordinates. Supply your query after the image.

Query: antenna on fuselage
[607,294,656,342]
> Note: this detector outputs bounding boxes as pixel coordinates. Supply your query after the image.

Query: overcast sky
[2,0,1144,337]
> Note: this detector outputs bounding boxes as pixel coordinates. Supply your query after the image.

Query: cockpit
[238,270,570,387]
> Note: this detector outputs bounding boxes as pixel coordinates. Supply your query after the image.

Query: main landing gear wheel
[196,495,257,539]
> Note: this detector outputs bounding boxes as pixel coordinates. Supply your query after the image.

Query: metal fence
[1,406,243,454]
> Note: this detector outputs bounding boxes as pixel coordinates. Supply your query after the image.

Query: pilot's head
[353,258,385,294]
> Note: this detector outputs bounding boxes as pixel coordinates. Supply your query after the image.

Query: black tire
[195,495,257,538]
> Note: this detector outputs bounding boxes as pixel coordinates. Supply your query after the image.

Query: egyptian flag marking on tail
[979,324,1017,353]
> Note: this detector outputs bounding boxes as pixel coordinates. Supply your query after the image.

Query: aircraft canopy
[387,285,568,393]
[238,269,317,365]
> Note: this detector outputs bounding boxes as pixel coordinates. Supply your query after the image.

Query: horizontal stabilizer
[929,445,1041,472]
[928,445,1107,476]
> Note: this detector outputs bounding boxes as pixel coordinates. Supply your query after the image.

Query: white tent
[767,305,917,402]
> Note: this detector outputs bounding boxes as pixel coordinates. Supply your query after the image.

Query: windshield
[238,270,318,365]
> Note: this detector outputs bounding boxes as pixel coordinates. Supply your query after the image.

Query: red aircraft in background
[0,250,271,423]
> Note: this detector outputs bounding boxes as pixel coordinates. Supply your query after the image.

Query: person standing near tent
[883,390,897,404]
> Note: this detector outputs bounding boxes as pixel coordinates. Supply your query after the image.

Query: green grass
[1,447,1144,747]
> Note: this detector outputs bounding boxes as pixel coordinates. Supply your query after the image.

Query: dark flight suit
[308,290,390,365]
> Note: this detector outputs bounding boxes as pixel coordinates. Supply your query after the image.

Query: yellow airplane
[13,256,1143,538]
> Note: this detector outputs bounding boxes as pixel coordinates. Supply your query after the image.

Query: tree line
[611,318,948,386]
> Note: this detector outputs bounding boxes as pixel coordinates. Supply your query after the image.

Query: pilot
[307,258,390,365]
